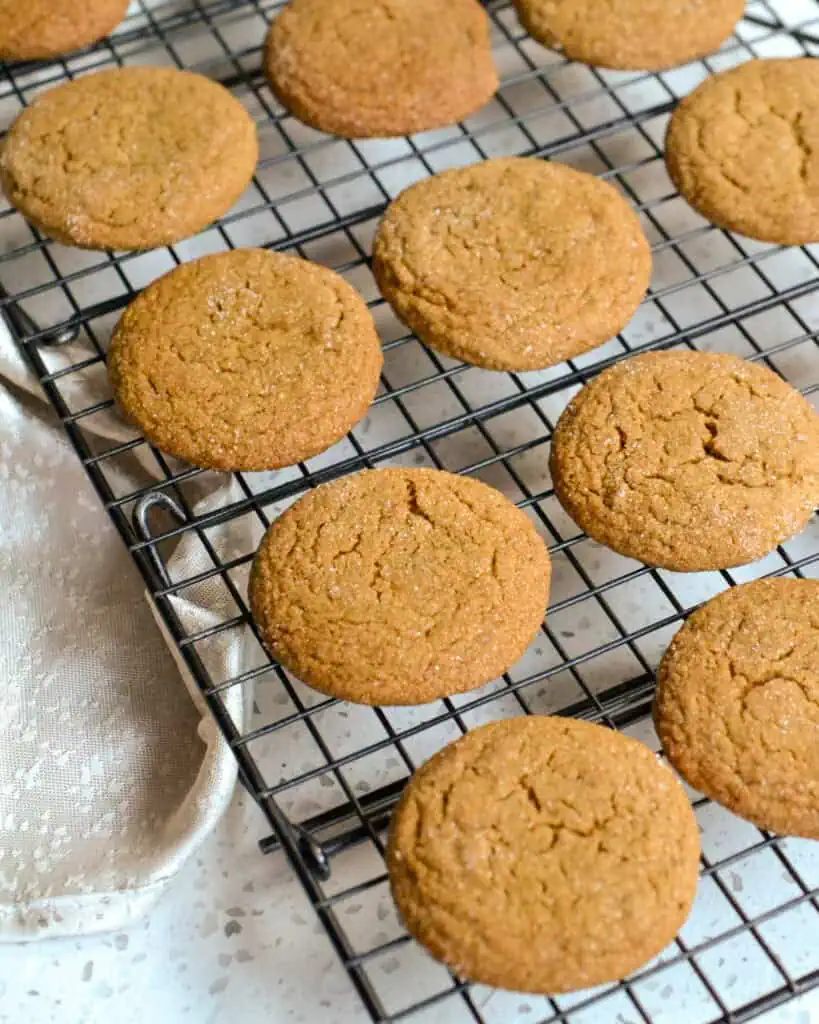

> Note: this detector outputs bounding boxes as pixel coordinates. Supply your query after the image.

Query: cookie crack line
[271,482,521,621]
[597,382,809,494]
[702,91,814,197]
[284,474,523,600]
[615,391,804,484]
[735,670,818,716]
[408,766,657,883]
[723,614,819,716]
[132,284,351,397]
[9,100,209,225]
[791,110,813,184]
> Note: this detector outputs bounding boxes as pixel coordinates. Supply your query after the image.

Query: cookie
[666,58,819,245]
[550,350,819,572]
[108,249,382,471]
[388,716,700,993]
[263,0,497,138]
[249,468,551,705]
[0,0,130,60]
[655,578,819,838]
[372,158,651,372]
[0,67,257,250]
[514,0,744,71]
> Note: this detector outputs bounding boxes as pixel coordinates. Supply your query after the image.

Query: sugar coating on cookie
[666,58,819,245]
[372,158,651,372]
[550,350,819,572]
[249,468,551,705]
[0,0,130,60]
[0,67,258,251]
[514,0,744,71]
[263,0,497,138]
[655,578,819,839]
[108,249,382,471]
[388,716,700,994]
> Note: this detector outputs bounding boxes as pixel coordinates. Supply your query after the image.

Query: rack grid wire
[2,1,819,1022]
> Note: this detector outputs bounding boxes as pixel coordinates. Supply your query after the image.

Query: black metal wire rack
[2,1,819,1021]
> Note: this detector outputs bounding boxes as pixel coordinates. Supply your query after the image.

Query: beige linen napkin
[0,318,249,940]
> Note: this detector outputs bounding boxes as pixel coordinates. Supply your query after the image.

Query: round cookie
[0,67,258,250]
[108,249,382,471]
[514,0,744,72]
[263,0,497,138]
[550,350,819,572]
[655,578,819,838]
[0,0,130,60]
[249,468,551,705]
[666,58,819,245]
[388,716,700,993]
[372,158,651,372]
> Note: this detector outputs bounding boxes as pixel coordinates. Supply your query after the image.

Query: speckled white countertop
[0,786,816,1024]
[0,788,364,1024]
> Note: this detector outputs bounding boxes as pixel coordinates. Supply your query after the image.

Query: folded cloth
[0,317,249,941]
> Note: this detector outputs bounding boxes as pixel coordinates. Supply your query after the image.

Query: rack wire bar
[3,1,819,1021]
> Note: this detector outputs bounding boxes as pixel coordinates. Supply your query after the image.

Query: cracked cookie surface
[108,249,382,471]
[388,716,700,993]
[249,468,551,705]
[0,0,130,59]
[372,158,652,372]
[655,578,819,838]
[514,0,744,71]
[0,67,258,250]
[666,58,819,245]
[550,350,819,572]
[264,0,497,139]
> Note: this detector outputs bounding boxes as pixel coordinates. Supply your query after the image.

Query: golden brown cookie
[388,716,700,993]
[550,350,819,572]
[372,158,652,372]
[0,0,130,60]
[514,0,744,71]
[666,58,819,245]
[249,468,551,705]
[263,0,497,138]
[0,67,258,251]
[108,249,382,471]
[655,578,819,838]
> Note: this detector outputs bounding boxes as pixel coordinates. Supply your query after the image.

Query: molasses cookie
[655,577,819,838]
[388,716,700,993]
[249,468,551,705]
[0,0,130,61]
[0,67,258,250]
[372,158,652,372]
[550,350,819,571]
[514,0,744,71]
[264,0,497,138]
[108,249,382,471]
[666,58,819,245]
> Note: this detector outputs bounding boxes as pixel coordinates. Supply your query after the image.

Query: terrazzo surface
[1,786,818,1024]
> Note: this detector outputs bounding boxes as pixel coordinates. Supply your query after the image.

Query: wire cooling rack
[3,1,819,1021]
